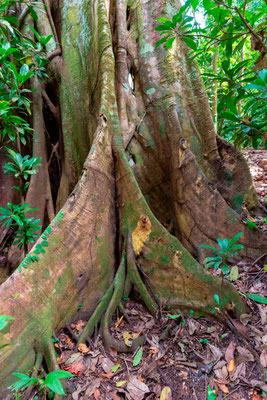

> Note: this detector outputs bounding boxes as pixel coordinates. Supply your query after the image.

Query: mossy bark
[0,0,266,397]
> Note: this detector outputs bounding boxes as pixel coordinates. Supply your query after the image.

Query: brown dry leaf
[231,362,246,382]
[260,349,267,368]
[257,305,267,325]
[78,343,90,354]
[127,376,150,400]
[240,314,251,326]
[94,388,100,399]
[230,319,249,339]
[64,361,86,376]
[85,378,101,397]
[132,216,151,255]
[101,357,115,373]
[160,386,172,400]
[208,344,223,360]
[188,320,197,335]
[225,341,236,362]
[217,383,229,394]
[225,341,235,372]
[237,346,254,363]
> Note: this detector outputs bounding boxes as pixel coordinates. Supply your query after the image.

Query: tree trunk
[0,0,266,396]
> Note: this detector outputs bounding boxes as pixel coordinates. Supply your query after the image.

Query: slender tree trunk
[0,0,266,396]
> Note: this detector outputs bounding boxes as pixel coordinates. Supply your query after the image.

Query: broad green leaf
[246,218,256,230]
[207,385,217,400]
[0,315,14,331]
[228,232,243,248]
[20,64,29,76]
[166,37,175,49]
[182,37,197,50]
[167,313,181,319]
[221,264,230,275]
[247,293,267,305]
[133,346,143,366]
[213,294,220,305]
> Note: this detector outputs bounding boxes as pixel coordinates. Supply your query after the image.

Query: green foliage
[0,0,53,255]
[247,293,267,304]
[155,0,267,148]
[19,225,52,271]
[0,315,14,349]
[3,148,41,193]
[213,294,229,312]
[198,232,243,276]
[9,370,74,396]
[207,385,217,400]
[133,346,143,366]
[0,203,41,250]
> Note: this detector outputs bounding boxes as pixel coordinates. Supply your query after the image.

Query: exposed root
[23,353,43,400]
[78,283,114,344]
[78,238,157,351]
[127,234,158,316]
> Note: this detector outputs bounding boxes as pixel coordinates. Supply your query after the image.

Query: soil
[6,149,267,400]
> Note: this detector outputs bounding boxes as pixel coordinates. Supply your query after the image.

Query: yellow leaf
[25,56,33,65]
[160,386,172,400]
[228,359,235,372]
[78,343,90,354]
[116,380,127,387]
[123,331,132,347]
[132,216,151,256]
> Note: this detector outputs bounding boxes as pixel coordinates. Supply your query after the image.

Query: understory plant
[9,370,74,399]
[0,0,52,255]
[198,232,244,276]
[0,203,41,254]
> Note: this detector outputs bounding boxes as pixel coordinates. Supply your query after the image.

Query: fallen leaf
[111,364,121,372]
[231,362,246,381]
[123,332,132,347]
[217,383,229,393]
[260,350,267,368]
[85,378,101,397]
[127,376,150,400]
[78,343,90,354]
[225,341,235,372]
[252,394,262,400]
[116,380,127,387]
[101,357,115,373]
[229,266,239,281]
[94,388,100,399]
[228,359,235,372]
[133,347,143,367]
[237,346,254,363]
[208,344,223,360]
[230,319,249,339]
[64,360,86,376]
[160,386,172,400]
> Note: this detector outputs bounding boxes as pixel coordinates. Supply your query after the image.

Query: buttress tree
[0,0,266,396]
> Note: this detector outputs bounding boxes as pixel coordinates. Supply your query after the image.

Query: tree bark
[0,0,266,396]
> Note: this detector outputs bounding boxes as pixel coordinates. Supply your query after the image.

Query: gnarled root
[78,238,157,352]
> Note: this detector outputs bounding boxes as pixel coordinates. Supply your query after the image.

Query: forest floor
[9,150,267,400]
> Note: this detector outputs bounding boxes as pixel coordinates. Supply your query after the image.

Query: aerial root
[78,237,158,352]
